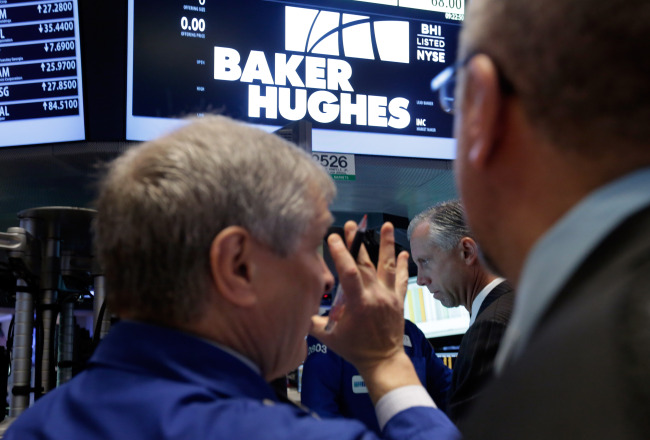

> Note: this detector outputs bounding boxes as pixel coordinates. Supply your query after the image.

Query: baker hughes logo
[284,6,409,63]
[212,6,411,129]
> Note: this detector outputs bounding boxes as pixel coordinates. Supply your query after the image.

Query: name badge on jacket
[351,375,368,394]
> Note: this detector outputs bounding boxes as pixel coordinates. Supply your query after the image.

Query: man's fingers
[395,250,410,302]
[327,232,363,303]
[344,220,371,264]
[343,221,357,245]
[376,222,397,286]
[309,315,329,342]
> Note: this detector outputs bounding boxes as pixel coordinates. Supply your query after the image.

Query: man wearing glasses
[431,0,650,438]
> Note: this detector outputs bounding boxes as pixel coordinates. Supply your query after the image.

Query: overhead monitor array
[0,0,85,148]
[0,0,465,156]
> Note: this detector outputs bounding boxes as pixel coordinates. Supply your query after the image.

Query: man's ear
[209,226,258,307]
[459,237,479,266]
[461,54,504,169]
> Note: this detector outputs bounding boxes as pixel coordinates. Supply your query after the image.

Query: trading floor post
[9,220,37,418]
[39,232,60,395]
[57,302,75,386]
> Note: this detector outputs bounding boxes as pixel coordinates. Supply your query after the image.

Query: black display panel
[0,0,85,148]
[127,0,464,159]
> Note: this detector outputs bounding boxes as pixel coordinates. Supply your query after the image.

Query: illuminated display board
[0,0,85,148]
[127,0,464,159]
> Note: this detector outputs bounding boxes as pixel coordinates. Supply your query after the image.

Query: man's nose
[416,272,431,286]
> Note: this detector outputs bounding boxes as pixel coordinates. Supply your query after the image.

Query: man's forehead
[320,205,334,227]
[410,230,437,256]
[312,203,334,235]
[411,221,432,239]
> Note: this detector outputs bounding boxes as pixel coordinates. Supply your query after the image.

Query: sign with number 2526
[312,152,356,181]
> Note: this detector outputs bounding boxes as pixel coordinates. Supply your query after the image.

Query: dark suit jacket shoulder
[461,205,650,439]
[447,281,514,423]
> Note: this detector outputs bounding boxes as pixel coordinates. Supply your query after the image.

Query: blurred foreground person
[446,0,650,437]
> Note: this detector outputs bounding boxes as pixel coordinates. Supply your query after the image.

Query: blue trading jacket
[5,321,459,440]
[302,319,453,433]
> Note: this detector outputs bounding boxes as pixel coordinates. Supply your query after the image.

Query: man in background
[445,0,650,437]
[407,200,514,423]
[4,116,459,439]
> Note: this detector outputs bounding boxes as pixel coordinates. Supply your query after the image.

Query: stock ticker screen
[127,0,465,159]
[0,0,85,148]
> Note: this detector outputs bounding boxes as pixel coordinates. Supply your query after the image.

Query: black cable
[92,300,107,347]
[6,315,14,376]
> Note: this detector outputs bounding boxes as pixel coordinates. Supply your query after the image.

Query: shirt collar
[495,167,650,372]
[123,318,262,375]
[469,277,505,326]
[200,338,262,375]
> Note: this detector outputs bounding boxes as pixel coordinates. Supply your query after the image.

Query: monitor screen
[0,0,85,148]
[126,0,464,158]
[404,276,469,338]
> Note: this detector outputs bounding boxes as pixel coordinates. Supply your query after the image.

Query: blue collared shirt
[495,167,650,371]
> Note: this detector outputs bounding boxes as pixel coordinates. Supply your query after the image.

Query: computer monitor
[126,0,465,159]
[0,0,86,148]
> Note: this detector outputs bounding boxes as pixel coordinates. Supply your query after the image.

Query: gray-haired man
[408,200,514,423]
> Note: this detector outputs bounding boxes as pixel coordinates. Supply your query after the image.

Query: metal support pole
[57,302,75,386]
[9,280,33,418]
[6,207,96,412]
[40,236,60,395]
[5,224,37,418]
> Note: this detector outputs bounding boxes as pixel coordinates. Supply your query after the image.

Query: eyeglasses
[430,54,473,114]
[430,53,514,115]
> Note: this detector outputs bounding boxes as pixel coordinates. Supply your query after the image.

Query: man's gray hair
[407,200,471,251]
[460,0,650,154]
[94,115,336,324]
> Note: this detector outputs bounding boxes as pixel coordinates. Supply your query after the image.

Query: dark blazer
[461,205,650,439]
[447,281,514,423]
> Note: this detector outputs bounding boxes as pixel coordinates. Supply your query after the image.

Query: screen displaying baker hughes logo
[212,6,411,129]
[284,6,409,63]
[129,0,464,155]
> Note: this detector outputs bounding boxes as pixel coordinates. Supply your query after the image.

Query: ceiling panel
[0,142,457,233]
